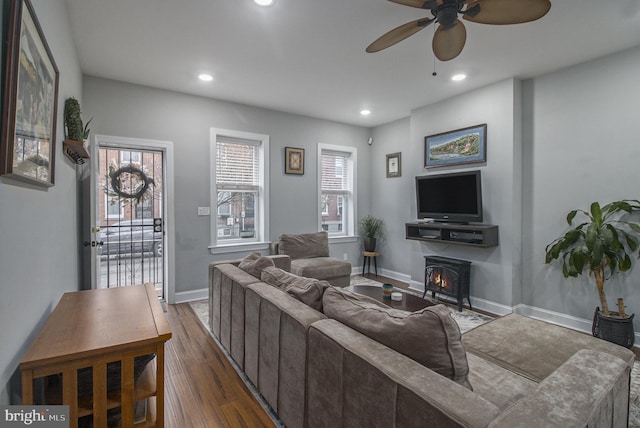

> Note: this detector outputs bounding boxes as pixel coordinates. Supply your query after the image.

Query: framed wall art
[424,124,486,169]
[386,152,401,178]
[0,0,59,187]
[285,147,304,175]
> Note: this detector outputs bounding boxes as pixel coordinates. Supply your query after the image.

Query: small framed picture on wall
[386,152,401,178]
[285,147,304,175]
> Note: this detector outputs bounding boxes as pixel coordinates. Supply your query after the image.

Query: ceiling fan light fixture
[254,0,274,7]
[451,73,466,81]
[198,73,214,82]
[360,109,372,116]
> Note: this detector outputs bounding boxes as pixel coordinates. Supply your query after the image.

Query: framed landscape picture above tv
[424,124,486,169]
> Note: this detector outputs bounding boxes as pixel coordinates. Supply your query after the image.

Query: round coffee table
[345,285,433,312]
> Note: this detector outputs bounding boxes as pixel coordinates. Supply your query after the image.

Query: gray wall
[0,0,83,404]
[82,76,372,297]
[522,46,640,321]
[371,79,521,313]
[371,46,640,327]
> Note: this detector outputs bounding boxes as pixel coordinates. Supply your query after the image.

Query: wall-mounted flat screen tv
[415,170,483,223]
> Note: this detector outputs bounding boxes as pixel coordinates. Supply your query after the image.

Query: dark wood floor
[163,303,275,428]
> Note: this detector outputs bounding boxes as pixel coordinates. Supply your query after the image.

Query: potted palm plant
[545,199,640,348]
[359,215,384,252]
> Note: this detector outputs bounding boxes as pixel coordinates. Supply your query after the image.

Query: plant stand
[592,307,635,348]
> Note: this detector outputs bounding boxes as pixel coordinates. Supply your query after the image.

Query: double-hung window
[318,144,357,238]
[210,128,269,252]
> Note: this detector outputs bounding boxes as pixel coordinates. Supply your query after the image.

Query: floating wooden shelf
[63,139,89,164]
[406,222,499,247]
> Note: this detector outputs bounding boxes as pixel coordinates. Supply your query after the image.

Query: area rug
[191,276,640,427]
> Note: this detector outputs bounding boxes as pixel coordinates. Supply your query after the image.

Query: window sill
[328,235,359,244]
[209,241,270,255]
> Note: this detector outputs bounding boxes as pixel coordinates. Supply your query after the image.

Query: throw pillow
[261,266,330,311]
[322,287,472,389]
[278,232,330,259]
[238,252,275,279]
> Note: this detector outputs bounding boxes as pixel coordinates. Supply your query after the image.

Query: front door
[89,138,167,300]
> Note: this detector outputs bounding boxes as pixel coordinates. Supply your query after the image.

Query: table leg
[21,371,33,405]
[362,256,366,276]
[373,256,378,276]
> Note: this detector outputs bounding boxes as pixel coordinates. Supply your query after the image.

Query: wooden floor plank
[163,302,275,428]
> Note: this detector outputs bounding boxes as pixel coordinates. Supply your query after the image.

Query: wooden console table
[20,283,171,428]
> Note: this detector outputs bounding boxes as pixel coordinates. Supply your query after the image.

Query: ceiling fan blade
[432,19,467,61]
[387,0,436,10]
[463,0,551,25]
[366,17,434,53]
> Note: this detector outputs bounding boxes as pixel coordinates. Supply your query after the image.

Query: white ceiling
[64,0,640,127]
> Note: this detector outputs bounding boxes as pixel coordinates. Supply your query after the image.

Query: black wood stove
[423,256,471,312]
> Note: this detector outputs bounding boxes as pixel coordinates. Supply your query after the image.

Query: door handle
[83,241,104,247]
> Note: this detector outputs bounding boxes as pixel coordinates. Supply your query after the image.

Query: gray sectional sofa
[208,254,635,428]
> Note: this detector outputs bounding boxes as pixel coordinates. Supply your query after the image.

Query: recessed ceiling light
[451,74,466,82]
[254,0,274,6]
[198,73,213,82]
[360,109,371,116]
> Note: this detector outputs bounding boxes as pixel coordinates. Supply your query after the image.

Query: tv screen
[415,170,483,223]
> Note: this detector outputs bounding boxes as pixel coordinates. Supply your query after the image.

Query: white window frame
[317,143,357,242]
[210,128,269,254]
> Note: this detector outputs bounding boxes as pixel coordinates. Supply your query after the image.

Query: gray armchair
[271,231,352,287]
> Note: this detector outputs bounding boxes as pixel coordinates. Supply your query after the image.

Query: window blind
[216,141,259,190]
[321,150,349,195]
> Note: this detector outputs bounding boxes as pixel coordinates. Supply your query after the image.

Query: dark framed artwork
[284,147,304,175]
[424,124,486,169]
[386,152,401,178]
[0,0,59,187]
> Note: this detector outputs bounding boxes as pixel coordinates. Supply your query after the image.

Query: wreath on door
[109,165,155,203]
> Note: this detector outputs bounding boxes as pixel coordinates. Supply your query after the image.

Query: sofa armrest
[488,349,630,428]
[208,254,291,271]
[269,254,291,271]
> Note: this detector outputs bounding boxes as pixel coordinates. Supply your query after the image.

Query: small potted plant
[63,97,93,163]
[544,199,640,348]
[64,97,92,142]
[359,215,384,252]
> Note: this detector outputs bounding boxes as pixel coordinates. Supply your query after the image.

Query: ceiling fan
[366,0,551,61]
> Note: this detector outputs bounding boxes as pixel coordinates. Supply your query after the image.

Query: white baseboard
[174,287,208,303]
[513,304,592,334]
[469,297,513,316]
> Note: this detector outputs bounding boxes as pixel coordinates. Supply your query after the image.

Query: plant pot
[363,237,377,252]
[592,307,635,348]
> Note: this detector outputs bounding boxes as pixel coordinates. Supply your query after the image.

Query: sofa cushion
[466,353,536,411]
[261,266,331,311]
[290,257,351,280]
[278,232,330,259]
[238,252,275,279]
[322,287,472,389]
[462,313,636,382]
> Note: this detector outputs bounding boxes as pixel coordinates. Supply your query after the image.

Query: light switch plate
[197,206,211,216]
